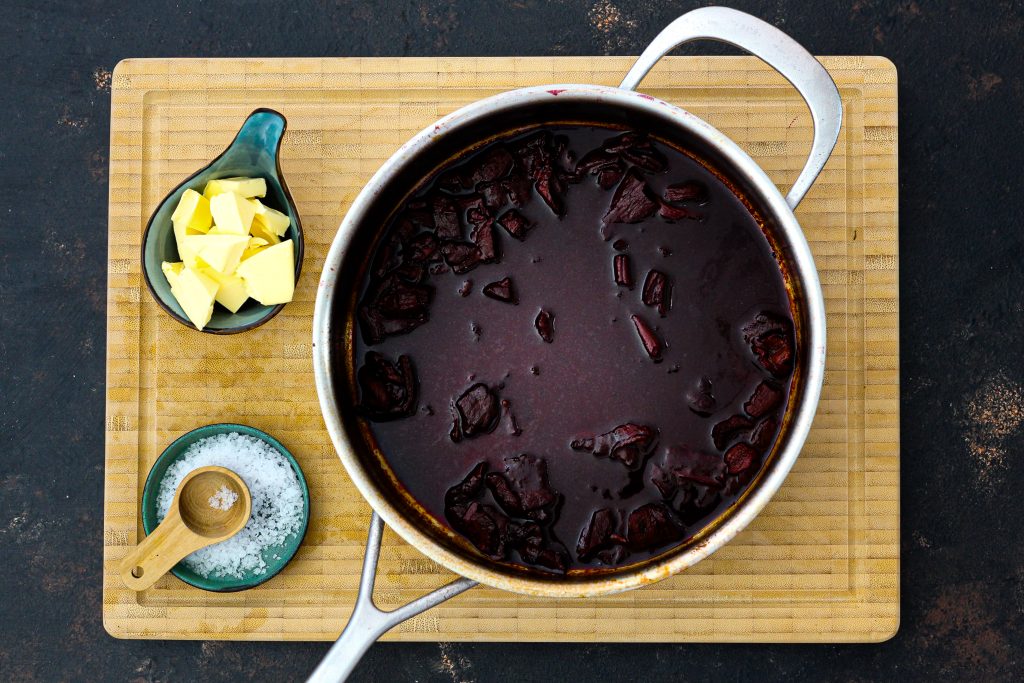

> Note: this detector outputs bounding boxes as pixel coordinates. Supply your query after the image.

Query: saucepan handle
[619,6,842,209]
[306,512,477,683]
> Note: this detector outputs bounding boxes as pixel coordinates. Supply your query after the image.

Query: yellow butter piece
[242,237,270,261]
[200,267,249,314]
[161,261,184,287]
[169,266,218,330]
[203,177,267,199]
[248,218,282,245]
[236,239,295,306]
[171,190,210,265]
[171,189,212,233]
[209,191,256,236]
[183,233,250,275]
[249,199,291,237]
[173,222,201,268]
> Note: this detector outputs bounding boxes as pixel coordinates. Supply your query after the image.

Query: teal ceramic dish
[141,423,310,592]
[141,108,304,334]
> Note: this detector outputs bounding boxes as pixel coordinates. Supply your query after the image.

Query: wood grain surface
[103,56,899,642]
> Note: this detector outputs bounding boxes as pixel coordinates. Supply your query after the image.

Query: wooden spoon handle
[119,511,204,591]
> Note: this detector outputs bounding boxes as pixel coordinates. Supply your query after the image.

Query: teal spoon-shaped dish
[141,423,310,592]
[141,108,304,333]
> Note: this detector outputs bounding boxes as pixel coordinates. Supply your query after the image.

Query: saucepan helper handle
[306,512,478,683]
[619,6,842,209]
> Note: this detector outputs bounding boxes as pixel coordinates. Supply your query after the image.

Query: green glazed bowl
[141,108,304,334]
[141,423,310,592]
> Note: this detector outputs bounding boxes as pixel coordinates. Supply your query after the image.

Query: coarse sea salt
[208,485,238,511]
[156,432,304,579]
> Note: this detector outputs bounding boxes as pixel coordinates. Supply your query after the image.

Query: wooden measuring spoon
[120,466,251,590]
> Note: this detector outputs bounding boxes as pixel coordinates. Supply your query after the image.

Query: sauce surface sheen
[349,125,796,573]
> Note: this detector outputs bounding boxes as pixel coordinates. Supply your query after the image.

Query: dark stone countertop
[1,0,1022,680]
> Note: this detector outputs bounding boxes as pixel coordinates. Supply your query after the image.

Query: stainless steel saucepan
[310,7,840,680]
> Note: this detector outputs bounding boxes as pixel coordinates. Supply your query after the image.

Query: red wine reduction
[350,125,795,573]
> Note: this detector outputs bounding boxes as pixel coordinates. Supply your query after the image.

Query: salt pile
[156,432,304,579]
[208,485,239,511]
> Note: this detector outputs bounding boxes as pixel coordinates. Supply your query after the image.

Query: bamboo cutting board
[103,56,899,642]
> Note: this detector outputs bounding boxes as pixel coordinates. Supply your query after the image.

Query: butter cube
[249,199,291,237]
[171,189,212,233]
[201,267,249,313]
[206,225,240,236]
[236,239,295,305]
[209,192,256,236]
[248,218,282,245]
[242,237,270,261]
[184,234,250,275]
[171,189,212,266]
[173,222,201,268]
[169,266,219,330]
[203,177,267,199]
[161,261,184,287]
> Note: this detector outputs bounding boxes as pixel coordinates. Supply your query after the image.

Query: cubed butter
[242,236,270,261]
[203,177,267,199]
[171,189,212,233]
[201,267,249,313]
[169,266,219,330]
[161,261,184,287]
[249,199,291,237]
[183,233,250,275]
[248,218,282,245]
[236,239,295,305]
[173,222,201,268]
[209,191,256,236]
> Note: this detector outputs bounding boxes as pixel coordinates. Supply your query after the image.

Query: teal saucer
[141,423,310,592]
[141,108,304,334]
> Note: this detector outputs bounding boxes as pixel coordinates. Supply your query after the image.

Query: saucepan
[310,6,840,680]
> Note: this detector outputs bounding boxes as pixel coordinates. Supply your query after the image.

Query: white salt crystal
[208,485,238,511]
[156,432,304,579]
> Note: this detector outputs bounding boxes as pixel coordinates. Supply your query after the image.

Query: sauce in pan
[349,125,795,573]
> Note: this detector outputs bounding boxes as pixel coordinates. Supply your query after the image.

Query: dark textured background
[2,0,1022,680]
